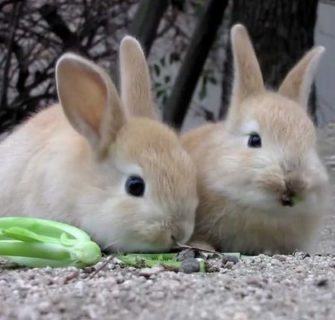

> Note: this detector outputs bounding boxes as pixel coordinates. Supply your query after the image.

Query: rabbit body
[182,25,329,254]
[0,37,198,252]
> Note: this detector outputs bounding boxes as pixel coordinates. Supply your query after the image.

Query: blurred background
[0,0,334,134]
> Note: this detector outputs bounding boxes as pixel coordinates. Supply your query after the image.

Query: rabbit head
[182,24,330,253]
[211,24,328,212]
[56,37,197,252]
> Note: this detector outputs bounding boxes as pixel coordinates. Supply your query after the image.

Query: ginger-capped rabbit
[0,36,198,252]
[182,24,329,254]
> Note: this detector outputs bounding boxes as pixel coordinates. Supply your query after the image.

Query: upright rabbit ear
[231,24,264,106]
[56,53,126,158]
[119,36,157,119]
[278,47,325,109]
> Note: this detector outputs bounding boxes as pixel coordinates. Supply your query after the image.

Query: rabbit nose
[279,171,306,207]
[281,191,294,207]
[280,180,303,207]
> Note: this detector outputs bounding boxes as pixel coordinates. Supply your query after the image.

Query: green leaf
[199,83,207,100]
[169,52,180,63]
[208,76,217,84]
[117,253,206,272]
[156,89,166,98]
[153,64,160,77]
[117,253,181,269]
[162,94,168,106]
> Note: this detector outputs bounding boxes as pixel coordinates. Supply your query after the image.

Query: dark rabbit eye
[248,133,262,148]
[126,176,145,197]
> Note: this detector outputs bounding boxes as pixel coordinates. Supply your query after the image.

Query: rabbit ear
[119,36,157,119]
[231,24,264,106]
[56,53,126,157]
[278,47,325,109]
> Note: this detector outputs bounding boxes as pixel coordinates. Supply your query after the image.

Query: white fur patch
[240,120,260,135]
[118,162,143,176]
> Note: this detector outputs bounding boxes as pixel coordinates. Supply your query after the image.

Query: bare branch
[163,0,228,128]
[0,1,23,108]
[39,4,83,52]
[129,0,169,56]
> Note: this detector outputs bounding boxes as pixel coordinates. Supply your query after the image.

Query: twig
[39,4,82,51]
[176,242,223,257]
[88,255,114,279]
[0,1,23,108]
[63,270,80,284]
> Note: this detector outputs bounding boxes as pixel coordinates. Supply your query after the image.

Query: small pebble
[246,276,264,288]
[179,258,200,273]
[223,261,235,269]
[43,266,53,274]
[273,255,287,262]
[111,289,120,298]
[205,260,220,273]
[295,266,305,273]
[37,301,51,314]
[63,271,79,284]
[176,249,196,261]
[82,266,95,274]
[315,278,328,287]
[139,266,164,278]
[122,280,132,289]
[233,312,249,320]
[115,275,124,284]
[152,291,165,300]
[222,255,239,266]
[294,251,310,259]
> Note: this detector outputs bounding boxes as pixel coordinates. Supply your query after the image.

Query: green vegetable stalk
[117,253,206,272]
[117,253,181,269]
[0,217,101,268]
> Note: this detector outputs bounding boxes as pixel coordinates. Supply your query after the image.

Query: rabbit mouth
[279,189,303,207]
[280,185,296,207]
[279,178,306,207]
[280,193,294,207]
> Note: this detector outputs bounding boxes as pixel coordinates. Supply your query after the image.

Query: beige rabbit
[0,36,198,252]
[182,24,329,254]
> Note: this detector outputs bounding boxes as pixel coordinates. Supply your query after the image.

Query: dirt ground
[1,125,335,320]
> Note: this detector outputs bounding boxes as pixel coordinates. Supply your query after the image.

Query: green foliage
[198,68,218,101]
[118,253,181,269]
[117,253,206,272]
[152,51,219,109]
[151,54,177,107]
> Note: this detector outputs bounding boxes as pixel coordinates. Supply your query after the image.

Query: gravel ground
[0,253,334,320]
[1,125,335,320]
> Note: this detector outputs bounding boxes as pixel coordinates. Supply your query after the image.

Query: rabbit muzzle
[280,190,295,207]
[280,174,307,207]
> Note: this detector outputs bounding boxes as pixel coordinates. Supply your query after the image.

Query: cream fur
[120,36,157,120]
[182,24,329,254]
[0,37,198,252]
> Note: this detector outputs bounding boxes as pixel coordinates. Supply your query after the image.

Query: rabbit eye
[126,175,145,197]
[248,133,262,148]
